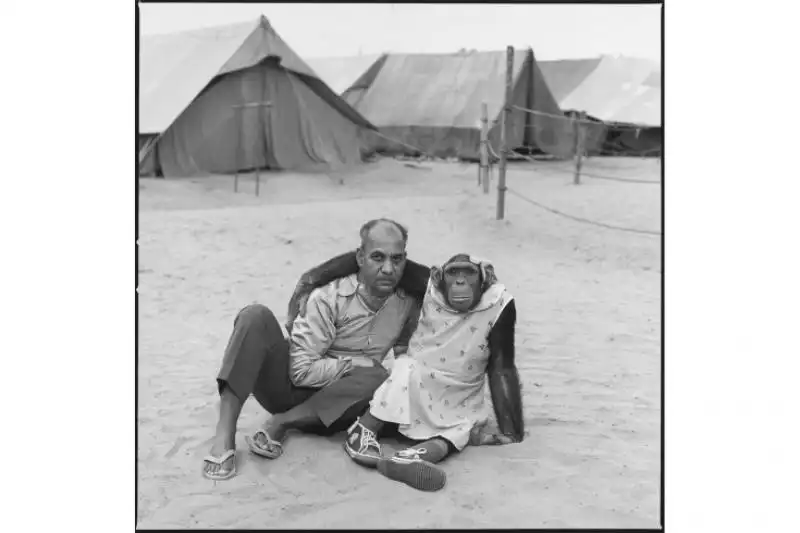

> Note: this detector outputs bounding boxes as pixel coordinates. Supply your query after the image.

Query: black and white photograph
[135,2,663,529]
[8,1,800,531]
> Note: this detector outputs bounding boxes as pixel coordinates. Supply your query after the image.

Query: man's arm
[285,251,432,331]
[486,299,524,442]
[289,290,352,388]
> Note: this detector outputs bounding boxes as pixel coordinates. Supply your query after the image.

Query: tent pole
[496,46,513,220]
[234,106,241,193]
[255,108,260,197]
[573,111,585,185]
[480,102,489,194]
[255,102,272,197]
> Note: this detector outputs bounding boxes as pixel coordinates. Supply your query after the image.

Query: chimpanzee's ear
[480,263,498,293]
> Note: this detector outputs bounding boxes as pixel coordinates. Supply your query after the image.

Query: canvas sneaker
[344,418,383,468]
[377,447,447,492]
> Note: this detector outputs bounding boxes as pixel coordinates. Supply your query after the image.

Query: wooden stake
[496,46,513,220]
[480,102,489,194]
[573,111,585,185]
[231,102,272,195]
[255,109,261,197]
[234,106,240,193]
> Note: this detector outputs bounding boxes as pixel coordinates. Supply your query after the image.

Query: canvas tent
[138,16,375,177]
[339,49,602,160]
[306,54,383,94]
[539,55,662,155]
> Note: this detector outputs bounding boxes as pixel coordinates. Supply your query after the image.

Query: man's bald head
[356,218,409,296]
[359,218,408,250]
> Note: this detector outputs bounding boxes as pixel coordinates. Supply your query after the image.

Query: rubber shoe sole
[377,457,446,491]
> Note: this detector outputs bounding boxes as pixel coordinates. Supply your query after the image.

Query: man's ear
[355,247,365,268]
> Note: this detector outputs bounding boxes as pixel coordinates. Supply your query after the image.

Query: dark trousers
[216,304,389,433]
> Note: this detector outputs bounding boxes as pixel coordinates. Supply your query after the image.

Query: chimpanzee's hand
[285,282,311,334]
[469,419,518,446]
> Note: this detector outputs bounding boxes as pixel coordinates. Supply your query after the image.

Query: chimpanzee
[287,251,524,492]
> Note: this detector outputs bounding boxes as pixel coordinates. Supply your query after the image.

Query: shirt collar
[336,274,359,297]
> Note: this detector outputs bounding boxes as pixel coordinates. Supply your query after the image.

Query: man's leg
[251,365,390,454]
[206,306,389,476]
[205,304,302,479]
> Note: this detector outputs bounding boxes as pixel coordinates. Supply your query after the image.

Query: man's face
[357,227,407,296]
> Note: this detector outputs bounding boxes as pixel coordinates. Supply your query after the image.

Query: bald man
[203,219,421,481]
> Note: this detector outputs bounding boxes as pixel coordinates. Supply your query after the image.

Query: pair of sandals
[202,429,285,481]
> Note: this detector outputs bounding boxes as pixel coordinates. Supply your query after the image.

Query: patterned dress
[369,276,513,450]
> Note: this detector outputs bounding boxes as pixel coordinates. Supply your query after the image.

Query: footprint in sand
[164,436,193,458]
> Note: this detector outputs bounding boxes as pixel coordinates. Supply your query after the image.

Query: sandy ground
[137,157,662,529]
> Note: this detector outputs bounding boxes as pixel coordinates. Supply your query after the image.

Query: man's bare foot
[248,419,288,459]
[203,432,236,480]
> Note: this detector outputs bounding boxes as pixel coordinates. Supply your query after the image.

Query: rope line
[510,151,660,184]
[513,104,656,131]
[579,171,660,184]
[505,188,662,236]
[560,165,660,184]
[363,125,661,189]
[513,105,576,123]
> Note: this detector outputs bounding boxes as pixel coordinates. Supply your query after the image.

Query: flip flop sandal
[377,455,447,492]
[202,449,236,481]
[246,429,285,459]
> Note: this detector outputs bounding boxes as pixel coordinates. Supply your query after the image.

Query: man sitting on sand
[202,218,420,481]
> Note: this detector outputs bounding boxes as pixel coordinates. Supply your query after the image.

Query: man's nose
[380,260,395,274]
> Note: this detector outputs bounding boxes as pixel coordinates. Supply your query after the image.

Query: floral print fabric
[370,272,512,450]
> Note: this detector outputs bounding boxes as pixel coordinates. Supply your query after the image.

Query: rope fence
[513,152,660,184]
[505,188,662,236]
[512,104,654,132]
[361,117,662,237]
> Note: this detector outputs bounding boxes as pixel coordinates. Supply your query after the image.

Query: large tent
[339,49,602,160]
[539,55,662,155]
[138,16,375,177]
[306,54,383,95]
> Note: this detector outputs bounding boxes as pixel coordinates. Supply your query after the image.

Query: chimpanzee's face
[441,261,482,312]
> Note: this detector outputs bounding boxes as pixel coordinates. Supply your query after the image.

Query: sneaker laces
[360,426,381,453]
[396,447,426,460]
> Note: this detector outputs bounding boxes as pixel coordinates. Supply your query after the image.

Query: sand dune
[137,157,662,528]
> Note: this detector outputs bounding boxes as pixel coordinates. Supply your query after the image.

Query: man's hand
[349,357,382,369]
[341,357,389,380]
[469,419,518,446]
